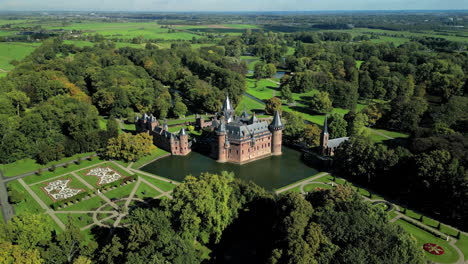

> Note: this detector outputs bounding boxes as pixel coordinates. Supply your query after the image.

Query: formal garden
[5,157,177,239]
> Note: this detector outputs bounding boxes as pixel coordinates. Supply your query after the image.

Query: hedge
[400,217,447,240]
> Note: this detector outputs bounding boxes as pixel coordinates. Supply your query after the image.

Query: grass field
[235,94,265,113]
[135,182,161,198]
[56,213,94,229]
[0,42,40,71]
[396,219,459,263]
[138,174,177,192]
[1,152,97,178]
[6,181,44,215]
[21,157,102,185]
[44,21,202,40]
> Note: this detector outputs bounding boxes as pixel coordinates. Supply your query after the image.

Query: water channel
[141,146,319,190]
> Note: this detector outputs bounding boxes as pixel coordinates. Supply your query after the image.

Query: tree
[43,221,96,264]
[328,114,347,138]
[265,97,282,115]
[362,104,383,126]
[283,111,305,141]
[349,113,369,137]
[164,172,234,244]
[106,118,120,139]
[6,90,30,116]
[106,133,156,162]
[172,94,188,118]
[99,236,123,264]
[303,124,321,147]
[2,213,53,249]
[280,84,294,103]
[0,241,44,264]
[309,91,332,114]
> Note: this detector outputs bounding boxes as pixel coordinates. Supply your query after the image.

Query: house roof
[328,137,349,148]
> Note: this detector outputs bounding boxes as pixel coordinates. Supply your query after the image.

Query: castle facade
[135,113,191,156]
[135,96,284,164]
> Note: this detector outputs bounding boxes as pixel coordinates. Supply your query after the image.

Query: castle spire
[222,95,233,112]
[269,110,284,130]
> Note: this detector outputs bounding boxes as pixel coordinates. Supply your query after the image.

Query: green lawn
[29,174,90,207]
[139,174,177,192]
[60,195,105,212]
[0,42,41,71]
[275,172,328,193]
[103,182,137,200]
[56,213,94,229]
[134,182,161,199]
[6,181,44,215]
[395,219,460,264]
[131,148,170,169]
[1,152,97,178]
[22,157,103,185]
[303,183,333,192]
[455,234,468,261]
[235,95,265,114]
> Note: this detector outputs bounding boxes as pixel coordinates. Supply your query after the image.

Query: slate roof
[269,111,284,129]
[327,137,349,148]
[226,121,270,140]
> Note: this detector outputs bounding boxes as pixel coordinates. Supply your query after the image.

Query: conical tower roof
[269,110,283,130]
[222,95,233,112]
[179,127,187,136]
[249,112,259,124]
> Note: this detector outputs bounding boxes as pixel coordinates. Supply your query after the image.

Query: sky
[0,0,467,12]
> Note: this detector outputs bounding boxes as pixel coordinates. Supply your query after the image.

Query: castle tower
[217,121,227,162]
[178,128,190,155]
[148,114,158,131]
[320,116,329,155]
[269,111,284,156]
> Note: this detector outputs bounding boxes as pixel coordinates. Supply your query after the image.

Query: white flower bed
[86,166,122,185]
[43,179,83,200]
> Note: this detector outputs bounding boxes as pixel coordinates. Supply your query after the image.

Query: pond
[140,147,319,191]
[247,70,287,79]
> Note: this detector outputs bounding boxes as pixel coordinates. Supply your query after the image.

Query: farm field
[44,21,202,40]
[0,42,40,72]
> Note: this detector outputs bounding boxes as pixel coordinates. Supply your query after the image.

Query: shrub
[8,189,25,204]
[49,165,56,172]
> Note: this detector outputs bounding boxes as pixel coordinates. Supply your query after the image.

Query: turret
[269,111,284,156]
[249,112,259,124]
[217,121,227,162]
[320,116,329,155]
[221,95,234,123]
[178,128,190,155]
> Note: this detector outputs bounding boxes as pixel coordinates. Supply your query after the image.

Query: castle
[135,113,191,156]
[320,116,349,156]
[135,96,284,164]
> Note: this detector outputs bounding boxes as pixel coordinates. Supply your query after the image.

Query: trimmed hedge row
[51,191,93,210]
[400,217,447,240]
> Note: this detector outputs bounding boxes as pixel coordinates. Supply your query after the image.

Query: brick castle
[135,96,284,164]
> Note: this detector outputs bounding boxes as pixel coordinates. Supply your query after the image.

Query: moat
[141,147,319,190]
